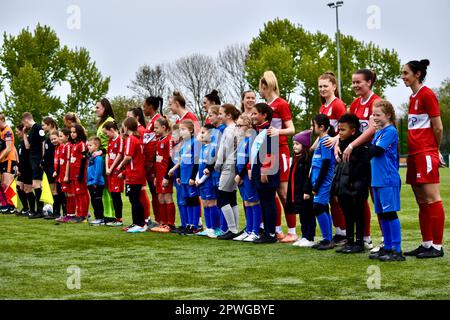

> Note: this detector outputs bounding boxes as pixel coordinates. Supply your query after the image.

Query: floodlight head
[337,1,344,6]
[327,2,335,7]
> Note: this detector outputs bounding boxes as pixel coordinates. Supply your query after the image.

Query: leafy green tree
[110,96,143,125]
[246,18,401,131]
[0,24,109,125]
[435,79,450,154]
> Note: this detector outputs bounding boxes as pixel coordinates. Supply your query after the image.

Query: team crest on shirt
[415,100,419,111]
[364,107,369,118]
[39,129,45,137]
[143,132,156,144]
[160,143,165,149]
[327,107,332,117]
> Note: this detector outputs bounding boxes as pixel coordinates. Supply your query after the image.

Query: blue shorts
[313,185,331,206]
[175,182,186,206]
[199,185,218,200]
[181,183,198,198]
[373,186,401,214]
[238,176,259,202]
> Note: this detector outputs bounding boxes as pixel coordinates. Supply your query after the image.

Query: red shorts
[61,181,73,193]
[107,174,124,193]
[279,144,291,182]
[72,179,88,195]
[155,176,174,194]
[406,152,440,185]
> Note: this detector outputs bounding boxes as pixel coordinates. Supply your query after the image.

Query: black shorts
[0,160,17,174]
[17,169,33,185]
[30,158,43,181]
[43,166,55,184]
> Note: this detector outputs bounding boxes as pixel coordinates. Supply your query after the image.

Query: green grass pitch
[1,168,449,300]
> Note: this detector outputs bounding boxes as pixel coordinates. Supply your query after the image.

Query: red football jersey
[107,135,124,175]
[268,97,292,146]
[155,135,172,180]
[143,114,161,164]
[408,86,440,156]
[124,134,146,185]
[69,141,86,180]
[320,98,347,131]
[176,111,200,133]
[349,93,380,132]
[58,142,71,183]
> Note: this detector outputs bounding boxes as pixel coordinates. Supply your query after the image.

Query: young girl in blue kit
[367,100,405,262]
[178,119,202,235]
[311,114,336,250]
[195,124,221,238]
[233,114,262,242]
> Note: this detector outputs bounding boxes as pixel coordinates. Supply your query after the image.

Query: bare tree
[167,54,223,123]
[217,43,249,104]
[128,64,167,99]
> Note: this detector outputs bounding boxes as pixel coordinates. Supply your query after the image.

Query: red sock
[140,190,151,221]
[167,203,176,226]
[285,212,296,229]
[419,203,433,242]
[160,203,168,225]
[66,196,75,215]
[330,197,346,229]
[150,189,159,222]
[275,196,282,227]
[429,201,445,245]
[82,192,90,217]
[363,200,371,237]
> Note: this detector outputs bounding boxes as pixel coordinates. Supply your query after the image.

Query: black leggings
[110,192,123,219]
[257,187,277,235]
[88,185,104,220]
[338,195,366,245]
[127,184,144,227]
[298,202,316,241]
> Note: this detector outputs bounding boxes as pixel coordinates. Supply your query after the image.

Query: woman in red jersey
[402,59,445,259]
[259,71,296,241]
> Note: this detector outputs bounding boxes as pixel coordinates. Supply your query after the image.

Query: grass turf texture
[1,168,449,300]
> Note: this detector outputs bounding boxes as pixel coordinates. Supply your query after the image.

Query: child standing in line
[215,104,241,240]
[195,124,221,238]
[167,124,188,234]
[177,119,202,235]
[117,117,147,233]
[87,136,106,226]
[310,114,336,250]
[46,130,65,219]
[250,103,280,244]
[233,114,262,242]
[333,113,371,254]
[41,118,60,220]
[151,117,176,233]
[367,100,405,262]
[103,121,124,227]
[56,128,75,223]
[289,130,316,248]
[68,124,90,223]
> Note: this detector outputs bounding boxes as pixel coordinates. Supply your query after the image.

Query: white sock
[199,217,203,226]
[221,205,237,233]
[232,206,239,229]
[423,241,433,248]
[336,227,346,236]
[432,244,442,251]
[260,222,264,229]
[363,236,371,243]
[288,228,297,235]
[275,226,282,233]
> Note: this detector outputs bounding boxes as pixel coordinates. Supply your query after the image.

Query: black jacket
[286,154,313,214]
[332,134,371,199]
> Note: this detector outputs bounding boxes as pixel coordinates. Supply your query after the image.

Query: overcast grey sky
[1,0,449,109]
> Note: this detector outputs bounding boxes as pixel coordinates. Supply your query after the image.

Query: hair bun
[324,71,336,77]
[210,89,219,96]
[420,59,430,68]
